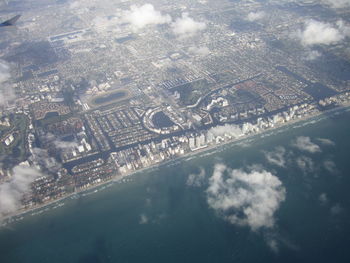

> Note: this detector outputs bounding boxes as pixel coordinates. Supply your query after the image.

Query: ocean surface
[1,108,350,263]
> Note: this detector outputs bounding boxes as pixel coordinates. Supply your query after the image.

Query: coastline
[2,103,350,226]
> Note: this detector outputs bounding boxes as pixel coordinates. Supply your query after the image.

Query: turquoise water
[1,108,350,263]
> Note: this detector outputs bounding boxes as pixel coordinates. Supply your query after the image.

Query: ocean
[1,107,350,263]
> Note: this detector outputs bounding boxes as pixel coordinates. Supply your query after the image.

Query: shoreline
[2,103,350,226]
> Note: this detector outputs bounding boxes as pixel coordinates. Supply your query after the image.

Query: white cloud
[70,4,88,14]
[266,237,279,253]
[323,159,337,174]
[0,165,41,220]
[0,60,15,107]
[91,16,120,33]
[187,167,206,187]
[319,193,328,204]
[207,164,286,231]
[171,13,206,38]
[69,0,100,15]
[207,123,244,138]
[0,60,10,83]
[247,11,265,22]
[139,213,149,224]
[292,136,321,153]
[31,147,61,174]
[53,139,79,150]
[297,20,345,46]
[263,146,287,167]
[321,0,350,8]
[264,232,299,252]
[122,4,171,31]
[145,198,152,206]
[296,156,315,173]
[188,46,210,56]
[331,204,343,215]
[316,138,335,146]
[335,19,350,37]
[45,133,79,150]
[305,50,322,60]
